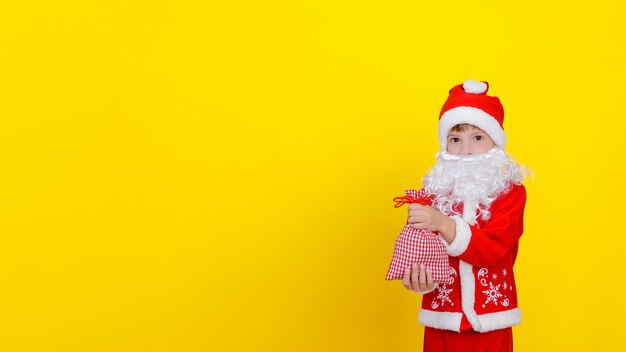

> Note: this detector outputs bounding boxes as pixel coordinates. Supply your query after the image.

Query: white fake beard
[422,147,523,222]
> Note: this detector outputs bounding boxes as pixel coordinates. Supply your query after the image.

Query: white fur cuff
[447,216,471,257]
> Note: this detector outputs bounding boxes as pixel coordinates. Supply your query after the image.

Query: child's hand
[407,203,457,243]
[402,263,435,293]
[407,203,449,232]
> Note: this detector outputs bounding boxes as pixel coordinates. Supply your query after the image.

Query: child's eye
[449,137,459,143]
[475,135,483,141]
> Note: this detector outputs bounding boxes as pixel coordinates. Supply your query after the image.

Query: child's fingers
[402,268,412,290]
[408,203,424,211]
[408,210,427,220]
[410,222,427,229]
[425,269,434,288]
[408,214,426,223]
[419,264,427,289]
[411,263,420,289]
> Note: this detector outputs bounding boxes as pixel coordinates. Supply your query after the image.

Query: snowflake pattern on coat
[477,267,512,308]
[431,267,458,309]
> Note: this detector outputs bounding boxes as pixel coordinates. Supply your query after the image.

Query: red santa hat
[438,80,506,151]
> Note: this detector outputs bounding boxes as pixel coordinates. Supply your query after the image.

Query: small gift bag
[385,188,452,284]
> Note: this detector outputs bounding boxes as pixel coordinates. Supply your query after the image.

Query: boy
[402,80,527,352]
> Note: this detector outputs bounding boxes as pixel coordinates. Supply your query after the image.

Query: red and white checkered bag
[385,188,452,284]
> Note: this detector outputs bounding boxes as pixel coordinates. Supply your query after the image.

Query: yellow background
[0,1,624,351]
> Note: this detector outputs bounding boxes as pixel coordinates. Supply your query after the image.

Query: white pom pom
[463,80,487,94]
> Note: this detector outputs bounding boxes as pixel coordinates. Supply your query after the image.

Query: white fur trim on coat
[418,307,521,332]
[438,106,506,151]
[447,216,471,257]
[418,309,463,332]
[477,307,522,332]
[459,259,482,331]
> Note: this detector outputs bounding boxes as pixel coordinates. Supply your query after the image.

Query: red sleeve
[449,184,527,268]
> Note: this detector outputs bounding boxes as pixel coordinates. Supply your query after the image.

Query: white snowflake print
[477,268,489,287]
[502,269,507,277]
[492,273,498,280]
[503,282,508,290]
[482,282,503,308]
[431,285,454,309]
[437,285,454,306]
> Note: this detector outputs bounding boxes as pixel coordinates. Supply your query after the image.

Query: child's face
[446,125,496,155]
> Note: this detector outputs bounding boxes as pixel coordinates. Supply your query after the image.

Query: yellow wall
[0,1,624,351]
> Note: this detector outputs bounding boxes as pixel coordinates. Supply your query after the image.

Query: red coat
[418,184,527,333]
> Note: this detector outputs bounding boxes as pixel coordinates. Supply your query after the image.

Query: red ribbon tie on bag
[392,195,434,208]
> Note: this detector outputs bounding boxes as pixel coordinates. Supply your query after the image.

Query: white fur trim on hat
[463,80,488,94]
[438,106,507,151]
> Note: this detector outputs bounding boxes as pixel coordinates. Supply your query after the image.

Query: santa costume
[414,80,527,352]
